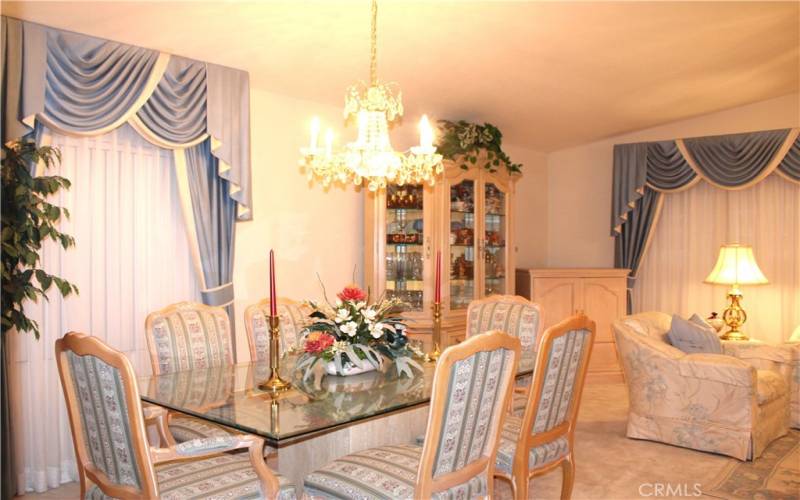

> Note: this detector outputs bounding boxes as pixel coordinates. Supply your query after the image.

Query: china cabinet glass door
[448,178,477,310]
[482,181,510,296]
[384,184,426,311]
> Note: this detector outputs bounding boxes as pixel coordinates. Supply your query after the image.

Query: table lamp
[704,244,768,341]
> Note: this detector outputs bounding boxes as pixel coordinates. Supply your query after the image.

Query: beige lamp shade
[704,244,769,285]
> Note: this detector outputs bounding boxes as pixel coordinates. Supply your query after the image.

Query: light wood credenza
[516,268,629,383]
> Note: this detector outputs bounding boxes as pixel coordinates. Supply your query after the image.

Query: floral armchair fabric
[723,340,800,429]
[613,312,790,460]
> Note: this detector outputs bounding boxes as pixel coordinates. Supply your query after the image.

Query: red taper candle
[269,249,277,317]
[434,250,441,304]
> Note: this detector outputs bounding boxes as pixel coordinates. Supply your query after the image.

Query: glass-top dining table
[138,353,536,448]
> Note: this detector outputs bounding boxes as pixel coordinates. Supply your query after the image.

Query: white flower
[354,301,366,311]
[335,308,350,324]
[335,298,343,307]
[332,341,349,353]
[340,321,358,337]
[363,308,378,322]
[369,322,386,339]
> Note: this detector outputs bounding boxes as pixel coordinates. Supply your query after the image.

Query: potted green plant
[2,138,79,338]
[436,120,523,175]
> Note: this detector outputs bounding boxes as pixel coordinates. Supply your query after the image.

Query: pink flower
[304,332,335,354]
[337,285,367,302]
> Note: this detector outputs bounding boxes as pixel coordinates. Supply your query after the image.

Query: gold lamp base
[719,288,749,341]
[258,315,292,393]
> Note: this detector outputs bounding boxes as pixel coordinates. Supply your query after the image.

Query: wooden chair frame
[144,301,234,376]
[56,332,282,499]
[494,314,596,500]
[415,330,521,499]
[243,297,310,362]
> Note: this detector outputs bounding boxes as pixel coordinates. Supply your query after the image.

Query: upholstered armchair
[56,332,295,499]
[244,298,311,362]
[613,312,790,460]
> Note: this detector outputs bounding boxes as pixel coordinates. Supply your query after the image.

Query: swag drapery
[612,128,800,311]
[1,16,249,309]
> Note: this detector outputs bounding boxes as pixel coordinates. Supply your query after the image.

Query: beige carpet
[17,382,775,499]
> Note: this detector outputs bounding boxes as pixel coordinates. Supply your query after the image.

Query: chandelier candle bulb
[419,115,434,150]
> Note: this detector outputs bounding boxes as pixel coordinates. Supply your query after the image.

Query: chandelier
[300,0,443,191]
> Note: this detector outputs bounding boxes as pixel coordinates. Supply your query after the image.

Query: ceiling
[2,1,798,151]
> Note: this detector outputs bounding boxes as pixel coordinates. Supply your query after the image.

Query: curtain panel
[9,126,200,494]
[611,127,800,309]
[634,175,799,345]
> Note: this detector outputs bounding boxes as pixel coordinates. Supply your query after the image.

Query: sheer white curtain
[8,125,199,494]
[634,174,800,345]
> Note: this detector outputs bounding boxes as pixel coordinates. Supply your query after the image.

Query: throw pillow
[667,314,723,354]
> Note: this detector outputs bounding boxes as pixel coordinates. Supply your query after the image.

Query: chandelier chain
[370,0,377,86]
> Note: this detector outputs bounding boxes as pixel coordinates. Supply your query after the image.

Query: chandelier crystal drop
[300,0,443,191]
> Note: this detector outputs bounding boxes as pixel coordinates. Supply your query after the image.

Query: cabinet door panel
[588,341,621,374]
[531,278,580,330]
[583,278,626,343]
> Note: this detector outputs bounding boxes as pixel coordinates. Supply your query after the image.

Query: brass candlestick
[258,315,291,392]
[426,302,442,362]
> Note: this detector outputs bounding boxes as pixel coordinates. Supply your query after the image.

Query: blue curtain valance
[137,56,208,145]
[683,129,790,188]
[646,140,695,190]
[778,135,800,181]
[611,126,799,313]
[612,127,800,235]
[1,16,251,220]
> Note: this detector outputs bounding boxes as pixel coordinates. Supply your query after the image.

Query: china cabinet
[365,155,519,348]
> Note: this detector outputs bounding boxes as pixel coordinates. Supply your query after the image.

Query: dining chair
[56,331,296,500]
[303,330,521,499]
[494,314,596,500]
[145,301,236,443]
[244,297,311,362]
[467,294,544,414]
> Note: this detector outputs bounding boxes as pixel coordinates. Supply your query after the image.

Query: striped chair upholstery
[86,454,297,500]
[57,332,295,500]
[495,415,569,474]
[304,331,520,499]
[146,302,234,375]
[466,295,543,365]
[66,351,144,491]
[244,299,310,362]
[493,315,595,500]
[145,302,236,444]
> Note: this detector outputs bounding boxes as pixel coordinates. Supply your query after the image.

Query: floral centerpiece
[296,284,423,378]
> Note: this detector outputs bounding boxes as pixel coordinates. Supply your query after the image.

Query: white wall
[507,145,548,268]
[232,88,365,360]
[546,93,800,267]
